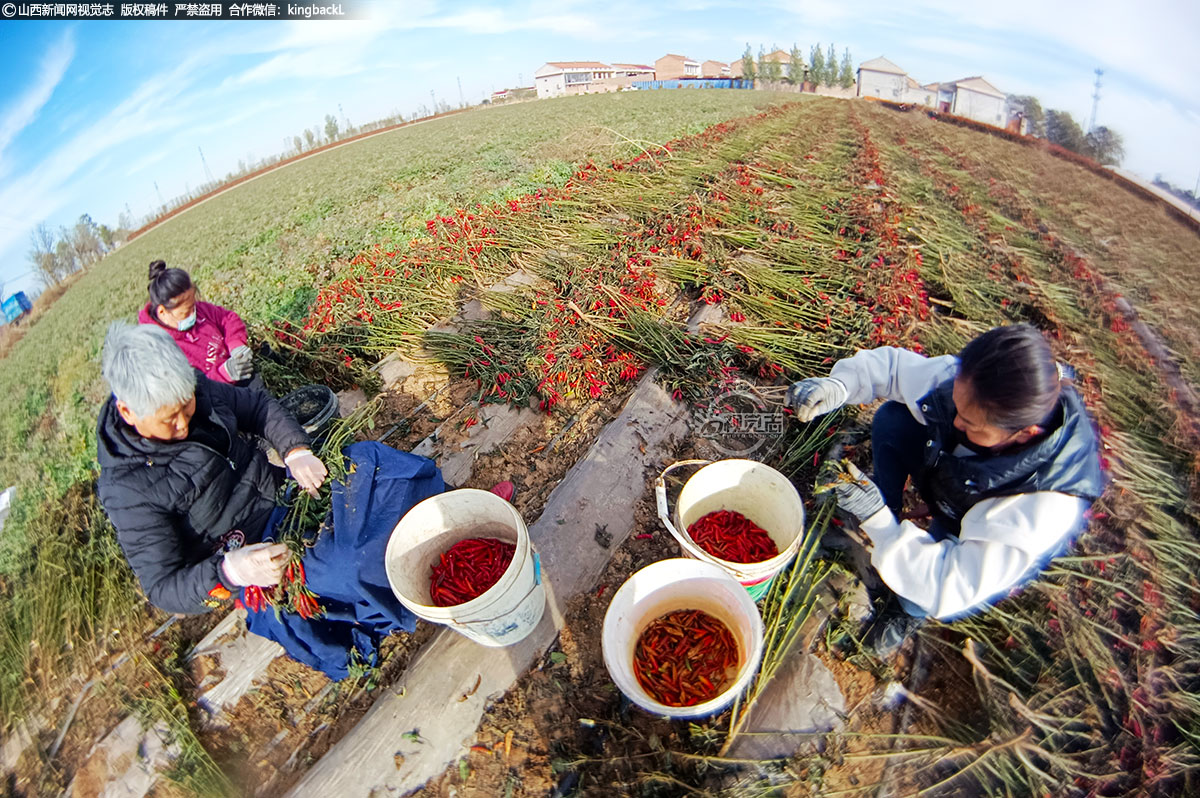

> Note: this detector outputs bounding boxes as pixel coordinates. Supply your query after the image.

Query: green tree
[809,43,825,86]
[1084,126,1125,165]
[96,224,114,251]
[324,113,339,143]
[839,48,854,89]
[825,43,837,85]
[293,134,303,153]
[756,46,768,84]
[741,43,756,82]
[788,45,805,85]
[761,45,782,82]
[303,128,316,149]
[1045,109,1086,153]
[1007,95,1045,137]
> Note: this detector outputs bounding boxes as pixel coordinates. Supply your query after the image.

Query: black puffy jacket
[96,375,309,614]
[915,379,1105,526]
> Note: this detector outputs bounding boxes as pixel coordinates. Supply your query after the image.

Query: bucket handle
[655,459,712,556]
[454,553,543,627]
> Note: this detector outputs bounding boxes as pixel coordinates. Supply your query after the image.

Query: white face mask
[177,311,197,331]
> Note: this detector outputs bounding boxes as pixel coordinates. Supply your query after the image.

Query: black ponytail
[958,324,1061,431]
[147,260,193,310]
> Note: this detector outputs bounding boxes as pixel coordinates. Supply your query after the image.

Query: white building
[857,57,1011,128]
[942,77,1007,126]
[856,56,908,100]
[534,62,618,99]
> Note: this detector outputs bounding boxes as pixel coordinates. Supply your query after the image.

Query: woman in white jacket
[786,324,1104,649]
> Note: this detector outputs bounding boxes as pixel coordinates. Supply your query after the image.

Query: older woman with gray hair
[96,322,327,615]
[96,323,446,679]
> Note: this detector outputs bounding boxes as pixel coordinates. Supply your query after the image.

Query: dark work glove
[819,461,886,523]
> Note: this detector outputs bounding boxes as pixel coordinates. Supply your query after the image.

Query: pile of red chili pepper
[687,509,779,563]
[633,609,739,707]
[429,537,516,607]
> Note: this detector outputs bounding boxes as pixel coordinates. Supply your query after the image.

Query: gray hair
[101,322,196,417]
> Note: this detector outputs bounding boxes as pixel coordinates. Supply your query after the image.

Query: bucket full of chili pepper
[602,558,764,718]
[384,489,545,647]
[655,459,805,601]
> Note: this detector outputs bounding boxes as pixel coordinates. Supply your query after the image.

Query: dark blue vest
[915,379,1105,524]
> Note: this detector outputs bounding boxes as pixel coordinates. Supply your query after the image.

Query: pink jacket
[138,301,249,384]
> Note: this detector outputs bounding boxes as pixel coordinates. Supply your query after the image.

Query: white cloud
[0,30,74,174]
[224,46,373,87]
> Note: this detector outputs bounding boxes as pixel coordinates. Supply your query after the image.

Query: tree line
[1007,95,1125,166]
[741,42,855,90]
[26,214,133,288]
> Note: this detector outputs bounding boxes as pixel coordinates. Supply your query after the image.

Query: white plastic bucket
[384,489,545,647]
[601,558,764,718]
[656,459,805,601]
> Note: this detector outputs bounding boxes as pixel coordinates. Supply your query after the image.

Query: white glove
[223,346,253,381]
[784,377,848,421]
[285,448,328,497]
[221,542,289,587]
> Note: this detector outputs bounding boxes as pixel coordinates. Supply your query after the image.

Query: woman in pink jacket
[138,260,257,386]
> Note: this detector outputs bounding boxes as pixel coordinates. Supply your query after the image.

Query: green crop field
[3,90,1200,797]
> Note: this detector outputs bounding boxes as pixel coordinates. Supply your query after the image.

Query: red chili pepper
[633,609,738,707]
[429,538,516,607]
[687,510,778,564]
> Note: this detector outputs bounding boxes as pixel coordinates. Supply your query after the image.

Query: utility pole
[430,89,436,113]
[198,146,214,185]
[1088,68,1103,133]
[153,180,165,210]
[457,76,465,107]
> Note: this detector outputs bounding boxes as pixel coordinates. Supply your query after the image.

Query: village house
[534,62,614,99]
[855,56,908,101]
[534,62,657,98]
[654,54,701,80]
[761,49,797,80]
[612,63,656,80]
[934,77,1008,126]
[857,56,1013,129]
[701,60,730,78]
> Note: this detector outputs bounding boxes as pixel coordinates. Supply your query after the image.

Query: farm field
[3,90,1200,798]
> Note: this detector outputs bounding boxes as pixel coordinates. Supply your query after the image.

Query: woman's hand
[223,346,254,381]
[819,461,887,523]
[221,542,289,587]
[785,377,848,421]
[284,448,328,497]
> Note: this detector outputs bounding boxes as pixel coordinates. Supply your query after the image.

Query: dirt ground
[154,379,627,798]
[18,379,932,798]
[408,431,918,798]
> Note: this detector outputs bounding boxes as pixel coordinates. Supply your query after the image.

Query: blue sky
[1,0,1197,297]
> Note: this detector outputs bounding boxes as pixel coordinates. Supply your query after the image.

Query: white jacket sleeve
[860,492,1089,620]
[830,347,958,423]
